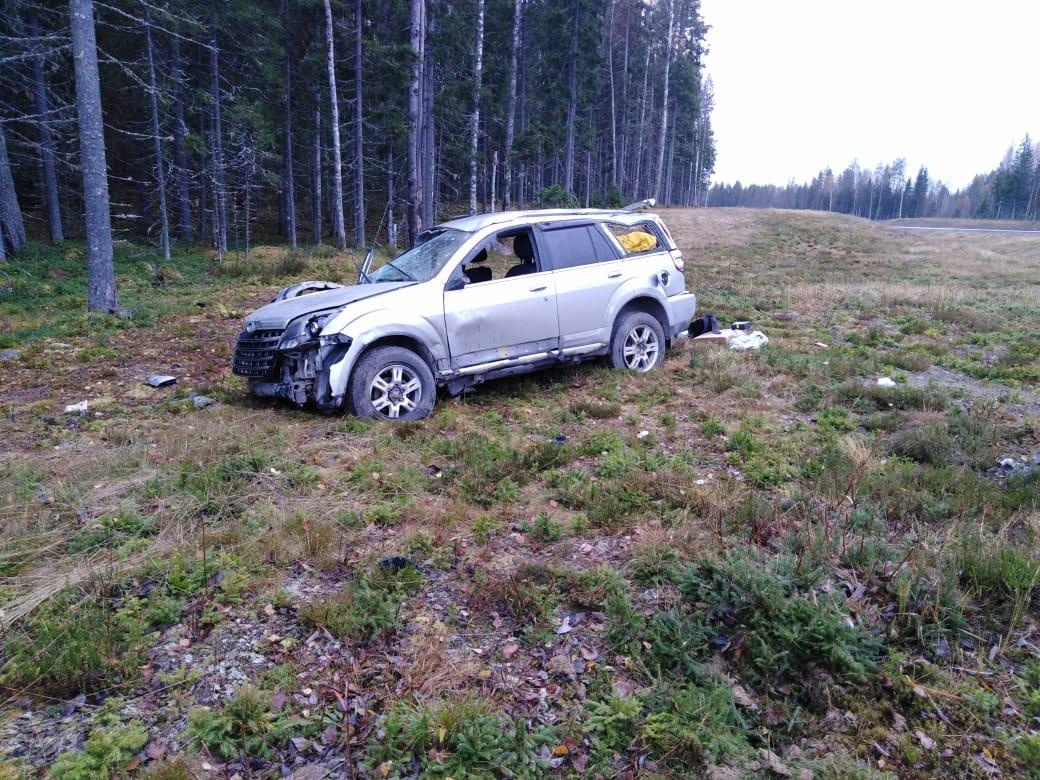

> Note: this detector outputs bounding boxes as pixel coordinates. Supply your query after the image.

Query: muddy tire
[348,346,436,421]
[608,311,666,373]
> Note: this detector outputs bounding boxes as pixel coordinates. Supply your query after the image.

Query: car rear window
[607,222,664,254]
[542,224,620,270]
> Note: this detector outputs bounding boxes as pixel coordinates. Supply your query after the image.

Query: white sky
[700,0,1040,189]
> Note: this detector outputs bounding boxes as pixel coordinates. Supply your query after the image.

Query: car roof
[436,208,662,233]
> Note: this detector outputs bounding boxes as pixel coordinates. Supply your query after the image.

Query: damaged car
[231,201,696,421]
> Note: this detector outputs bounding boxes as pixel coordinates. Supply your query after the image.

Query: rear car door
[541,223,630,350]
[442,229,560,369]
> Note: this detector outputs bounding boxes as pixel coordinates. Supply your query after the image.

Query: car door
[542,223,630,350]
[442,229,560,370]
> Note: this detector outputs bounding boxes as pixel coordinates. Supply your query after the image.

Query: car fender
[604,275,670,334]
[324,308,448,400]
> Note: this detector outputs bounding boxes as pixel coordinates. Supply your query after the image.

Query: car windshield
[369,228,472,283]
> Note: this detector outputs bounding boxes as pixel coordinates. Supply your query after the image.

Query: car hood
[245,282,414,329]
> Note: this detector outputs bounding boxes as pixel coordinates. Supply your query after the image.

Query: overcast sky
[699,0,1040,190]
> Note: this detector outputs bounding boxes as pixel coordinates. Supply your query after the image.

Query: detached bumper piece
[232,328,284,378]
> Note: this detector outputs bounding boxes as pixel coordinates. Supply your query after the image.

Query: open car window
[456,229,540,284]
[606,222,664,255]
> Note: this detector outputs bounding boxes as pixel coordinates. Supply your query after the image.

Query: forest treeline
[709,136,1040,222]
[0,0,715,310]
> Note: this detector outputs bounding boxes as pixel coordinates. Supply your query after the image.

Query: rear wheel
[608,311,665,373]
[349,346,436,420]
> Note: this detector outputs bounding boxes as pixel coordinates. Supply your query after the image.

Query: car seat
[505,233,537,278]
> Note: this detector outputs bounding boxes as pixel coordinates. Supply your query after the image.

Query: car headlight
[279,311,336,350]
[305,316,326,339]
[245,320,257,334]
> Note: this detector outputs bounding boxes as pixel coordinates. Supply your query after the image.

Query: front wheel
[608,311,666,373]
[348,346,436,421]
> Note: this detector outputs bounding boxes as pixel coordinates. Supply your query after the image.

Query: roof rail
[621,198,656,213]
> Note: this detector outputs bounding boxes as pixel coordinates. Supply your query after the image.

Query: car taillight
[669,249,684,271]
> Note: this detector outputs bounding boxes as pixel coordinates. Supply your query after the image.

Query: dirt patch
[907,365,1040,418]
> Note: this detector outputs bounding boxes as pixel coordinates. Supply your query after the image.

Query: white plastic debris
[147,374,177,388]
[876,377,897,388]
[636,430,650,439]
[64,400,89,414]
[728,330,769,351]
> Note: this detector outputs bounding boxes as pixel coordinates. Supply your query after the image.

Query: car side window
[451,229,541,286]
[542,225,619,270]
[607,222,664,255]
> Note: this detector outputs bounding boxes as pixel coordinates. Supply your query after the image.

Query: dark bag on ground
[689,314,719,337]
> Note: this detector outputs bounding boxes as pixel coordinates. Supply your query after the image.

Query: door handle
[607,271,622,279]
[530,284,548,292]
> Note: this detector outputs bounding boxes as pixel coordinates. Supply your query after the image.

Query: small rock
[876,377,896,388]
[916,730,935,750]
[147,374,177,388]
[64,400,89,414]
[192,395,217,409]
[731,684,758,710]
[761,748,792,777]
[60,693,86,716]
[0,349,20,361]
[145,741,167,759]
[546,654,575,678]
[636,430,650,439]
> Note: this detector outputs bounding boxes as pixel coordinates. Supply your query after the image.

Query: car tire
[348,346,436,421]
[608,311,666,373]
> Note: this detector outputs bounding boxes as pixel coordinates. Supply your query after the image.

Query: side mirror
[445,275,466,292]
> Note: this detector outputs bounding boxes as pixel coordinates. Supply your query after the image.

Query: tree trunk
[490,149,498,211]
[407,0,425,245]
[0,123,27,255]
[421,32,434,228]
[503,0,522,210]
[606,0,617,190]
[563,0,579,197]
[618,1,631,195]
[386,147,396,247]
[170,36,193,242]
[312,94,322,244]
[69,0,118,311]
[633,47,651,197]
[30,13,63,242]
[145,19,171,261]
[210,18,228,254]
[664,104,677,205]
[467,0,485,215]
[282,0,298,248]
[322,0,346,249]
[653,0,675,202]
[353,0,365,246]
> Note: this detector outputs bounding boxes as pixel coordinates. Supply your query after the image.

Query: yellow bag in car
[618,230,656,253]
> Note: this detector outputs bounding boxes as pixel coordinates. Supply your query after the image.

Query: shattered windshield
[369,228,472,283]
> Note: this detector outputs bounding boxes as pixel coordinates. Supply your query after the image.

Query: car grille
[231,328,283,378]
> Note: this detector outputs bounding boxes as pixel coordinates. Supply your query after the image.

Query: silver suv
[232,203,696,420]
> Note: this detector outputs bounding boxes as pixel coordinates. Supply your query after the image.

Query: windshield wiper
[380,259,418,282]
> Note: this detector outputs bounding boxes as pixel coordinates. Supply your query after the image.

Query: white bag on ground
[728,330,769,351]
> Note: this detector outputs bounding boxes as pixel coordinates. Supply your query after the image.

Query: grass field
[0,208,1038,778]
